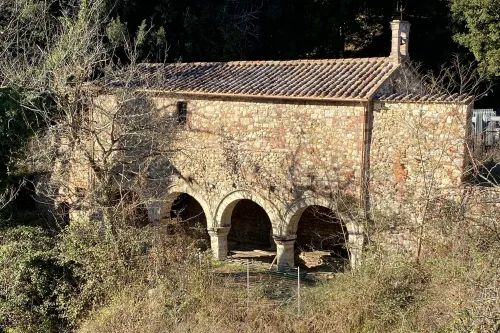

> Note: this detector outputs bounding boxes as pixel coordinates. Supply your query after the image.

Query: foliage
[0,226,75,333]
[106,16,128,47]
[0,89,42,188]
[75,239,499,333]
[450,0,500,77]
[0,211,204,332]
[55,215,154,323]
[0,88,51,221]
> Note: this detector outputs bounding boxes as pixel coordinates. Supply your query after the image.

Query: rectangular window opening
[177,101,187,125]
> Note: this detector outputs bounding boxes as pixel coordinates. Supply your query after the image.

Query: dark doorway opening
[228,199,273,250]
[227,199,275,263]
[295,205,348,271]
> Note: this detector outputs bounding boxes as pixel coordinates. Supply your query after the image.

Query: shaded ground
[227,249,348,275]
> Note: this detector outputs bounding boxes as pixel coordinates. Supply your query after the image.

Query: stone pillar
[273,235,296,270]
[208,226,231,260]
[348,232,364,270]
[146,200,162,224]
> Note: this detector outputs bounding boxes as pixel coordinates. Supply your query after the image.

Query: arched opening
[295,205,348,271]
[170,193,209,249]
[227,199,274,260]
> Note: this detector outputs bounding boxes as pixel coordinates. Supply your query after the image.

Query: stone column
[348,232,364,270]
[208,226,231,260]
[146,200,162,224]
[273,235,296,270]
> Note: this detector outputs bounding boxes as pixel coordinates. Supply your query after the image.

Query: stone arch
[284,195,364,269]
[214,190,282,234]
[158,182,213,227]
[285,195,342,235]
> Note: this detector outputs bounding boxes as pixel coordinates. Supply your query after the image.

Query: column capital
[273,235,296,270]
[208,226,231,237]
[273,234,297,245]
[208,226,231,260]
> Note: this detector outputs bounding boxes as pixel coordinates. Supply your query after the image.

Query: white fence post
[297,266,301,316]
[247,259,250,311]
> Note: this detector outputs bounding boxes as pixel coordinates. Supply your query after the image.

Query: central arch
[215,190,281,231]
[228,199,273,250]
[214,190,282,256]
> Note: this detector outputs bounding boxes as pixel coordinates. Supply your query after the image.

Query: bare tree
[0,0,183,229]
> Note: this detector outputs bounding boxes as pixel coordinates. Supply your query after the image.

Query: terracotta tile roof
[375,93,472,103]
[130,58,397,101]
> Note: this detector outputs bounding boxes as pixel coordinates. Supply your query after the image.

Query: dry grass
[75,218,499,333]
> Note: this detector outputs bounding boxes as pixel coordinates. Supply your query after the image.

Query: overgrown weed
[2,211,498,333]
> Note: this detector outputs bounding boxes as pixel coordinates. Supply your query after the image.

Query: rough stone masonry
[63,20,491,270]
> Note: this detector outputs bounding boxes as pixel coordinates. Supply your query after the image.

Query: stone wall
[368,101,473,253]
[151,95,366,223]
[60,92,490,268]
[369,101,471,216]
[370,184,500,256]
[75,94,369,267]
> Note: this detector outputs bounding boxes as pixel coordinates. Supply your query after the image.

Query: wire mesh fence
[197,255,311,317]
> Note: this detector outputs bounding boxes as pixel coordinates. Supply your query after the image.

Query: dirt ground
[227,249,348,275]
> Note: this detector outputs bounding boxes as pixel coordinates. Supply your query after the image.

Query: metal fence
[473,109,500,151]
[199,256,310,316]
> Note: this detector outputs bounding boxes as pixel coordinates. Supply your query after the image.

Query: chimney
[390,20,411,64]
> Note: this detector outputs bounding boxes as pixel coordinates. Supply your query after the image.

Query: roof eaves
[137,88,370,103]
[376,93,474,104]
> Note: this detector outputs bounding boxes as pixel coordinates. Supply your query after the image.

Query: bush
[0,226,75,333]
[1,204,498,333]
[0,215,205,333]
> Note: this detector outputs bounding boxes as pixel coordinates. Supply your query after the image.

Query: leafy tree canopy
[450,0,500,77]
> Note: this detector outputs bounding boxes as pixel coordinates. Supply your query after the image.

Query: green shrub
[0,226,75,333]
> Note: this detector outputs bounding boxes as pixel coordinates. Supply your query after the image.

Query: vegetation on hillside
[2,213,497,333]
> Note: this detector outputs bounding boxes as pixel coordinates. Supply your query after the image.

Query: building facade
[65,20,476,269]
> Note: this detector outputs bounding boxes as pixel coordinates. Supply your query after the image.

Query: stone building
[68,20,476,270]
